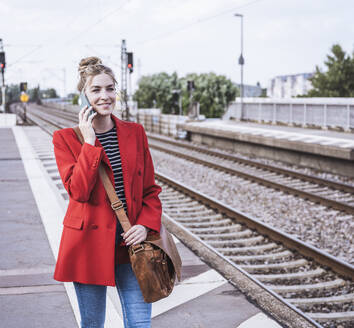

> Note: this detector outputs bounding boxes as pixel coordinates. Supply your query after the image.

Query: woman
[52,56,162,328]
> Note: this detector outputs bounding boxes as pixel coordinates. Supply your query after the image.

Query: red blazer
[53,114,162,286]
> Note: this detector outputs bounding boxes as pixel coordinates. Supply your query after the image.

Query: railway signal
[20,82,29,122]
[0,39,6,112]
[187,80,195,92]
[0,51,5,74]
[127,52,133,73]
[20,82,28,92]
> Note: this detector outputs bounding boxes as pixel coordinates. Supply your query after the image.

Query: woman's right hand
[79,106,97,145]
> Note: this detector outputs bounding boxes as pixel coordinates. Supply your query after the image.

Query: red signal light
[0,63,3,68]
[127,64,132,68]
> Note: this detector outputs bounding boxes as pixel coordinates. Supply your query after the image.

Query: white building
[267,73,314,98]
[235,82,262,97]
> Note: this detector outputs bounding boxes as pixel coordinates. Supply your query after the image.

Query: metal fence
[224,98,354,131]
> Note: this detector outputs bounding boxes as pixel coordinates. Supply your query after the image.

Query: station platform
[180,120,354,177]
[0,124,282,328]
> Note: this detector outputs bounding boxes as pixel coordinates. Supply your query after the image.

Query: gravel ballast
[151,148,354,265]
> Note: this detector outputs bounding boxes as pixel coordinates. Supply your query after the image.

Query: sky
[1,0,354,96]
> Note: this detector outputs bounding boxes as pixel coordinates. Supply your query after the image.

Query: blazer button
[138,170,142,176]
[133,196,136,201]
[91,224,99,229]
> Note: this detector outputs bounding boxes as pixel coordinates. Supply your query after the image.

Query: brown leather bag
[73,126,182,303]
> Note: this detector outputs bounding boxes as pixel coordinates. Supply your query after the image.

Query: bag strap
[72,126,132,233]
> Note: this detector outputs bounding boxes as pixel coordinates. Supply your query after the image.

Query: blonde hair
[77,56,117,92]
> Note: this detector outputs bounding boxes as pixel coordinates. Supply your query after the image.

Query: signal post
[20,82,29,123]
[0,39,6,113]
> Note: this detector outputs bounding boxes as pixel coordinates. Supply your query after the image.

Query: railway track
[156,172,354,327]
[146,135,354,215]
[21,103,354,216]
[14,103,354,327]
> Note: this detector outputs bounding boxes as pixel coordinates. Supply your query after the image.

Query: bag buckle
[131,244,145,254]
[111,200,123,211]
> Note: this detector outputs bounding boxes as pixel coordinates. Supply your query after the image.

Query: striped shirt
[96,125,126,241]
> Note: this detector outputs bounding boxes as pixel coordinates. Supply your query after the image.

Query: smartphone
[79,91,95,116]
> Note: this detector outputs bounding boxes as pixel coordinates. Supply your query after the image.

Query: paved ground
[0,128,77,328]
[217,120,354,140]
[0,124,283,328]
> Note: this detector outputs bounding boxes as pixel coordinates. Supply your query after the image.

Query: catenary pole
[234,14,244,120]
[120,39,129,120]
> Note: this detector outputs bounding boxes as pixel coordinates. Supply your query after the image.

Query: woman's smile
[97,103,112,109]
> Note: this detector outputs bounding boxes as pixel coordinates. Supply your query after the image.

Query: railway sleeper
[56,183,65,190]
[204,236,264,247]
[287,293,354,306]
[187,225,243,234]
[298,187,329,193]
[228,250,291,262]
[174,214,224,223]
[162,199,200,207]
[258,172,280,178]
[285,182,313,188]
[218,243,279,255]
[43,162,57,168]
[268,278,345,293]
[159,196,187,202]
[160,192,185,197]
[181,219,232,228]
[307,311,354,322]
[333,196,354,202]
[241,259,308,273]
[165,205,206,212]
[253,268,325,283]
[197,229,253,240]
[160,190,182,197]
[314,190,340,197]
[166,209,215,217]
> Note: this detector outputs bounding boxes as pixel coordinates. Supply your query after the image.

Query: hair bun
[78,56,103,74]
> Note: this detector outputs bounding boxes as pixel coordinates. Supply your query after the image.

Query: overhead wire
[135,0,265,46]
[64,0,131,45]
[85,45,122,69]
[7,0,131,68]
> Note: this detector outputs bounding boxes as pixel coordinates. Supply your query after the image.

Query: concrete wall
[136,109,189,137]
[188,131,354,178]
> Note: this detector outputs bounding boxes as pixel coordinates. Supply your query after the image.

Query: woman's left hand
[122,225,148,246]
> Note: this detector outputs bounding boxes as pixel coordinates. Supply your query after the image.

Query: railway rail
[147,135,354,215]
[20,103,354,215]
[14,103,354,328]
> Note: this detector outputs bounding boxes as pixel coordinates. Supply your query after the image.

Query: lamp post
[234,13,244,120]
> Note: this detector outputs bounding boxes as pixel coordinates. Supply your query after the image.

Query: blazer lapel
[94,138,112,171]
[113,115,135,216]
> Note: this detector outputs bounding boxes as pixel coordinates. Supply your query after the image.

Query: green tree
[29,85,42,104]
[134,72,181,114]
[134,72,238,118]
[72,94,79,105]
[308,44,354,97]
[182,73,238,118]
[42,88,59,98]
[2,84,21,112]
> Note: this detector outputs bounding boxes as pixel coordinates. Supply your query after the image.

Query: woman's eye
[108,88,114,91]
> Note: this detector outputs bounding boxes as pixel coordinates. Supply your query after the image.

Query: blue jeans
[73,263,151,328]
